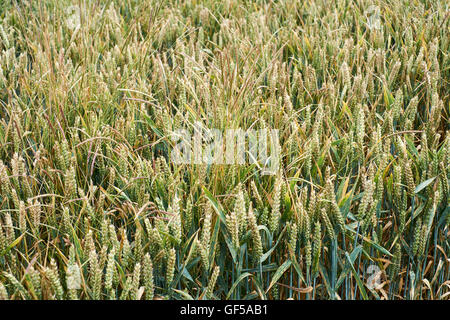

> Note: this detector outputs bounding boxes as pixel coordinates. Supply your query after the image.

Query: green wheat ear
[206,266,220,299]
[130,263,141,300]
[45,259,64,300]
[226,210,240,251]
[143,253,154,300]
[269,176,282,234]
[166,248,176,286]
[312,221,322,278]
[248,203,263,262]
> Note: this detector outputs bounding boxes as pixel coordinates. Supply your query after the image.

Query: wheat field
[0,0,448,300]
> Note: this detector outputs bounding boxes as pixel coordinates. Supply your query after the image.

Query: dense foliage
[0,0,448,300]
